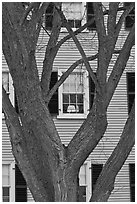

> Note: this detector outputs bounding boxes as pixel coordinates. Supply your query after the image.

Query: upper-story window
[125,3,135,29]
[127,72,135,114]
[45,3,83,30]
[58,69,89,118]
[63,3,83,29]
[86,2,96,30]
[48,70,95,118]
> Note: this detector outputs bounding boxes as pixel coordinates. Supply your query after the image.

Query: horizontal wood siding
[2,2,134,202]
[2,119,14,162]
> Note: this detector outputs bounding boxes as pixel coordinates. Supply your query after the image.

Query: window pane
[2,165,10,186]
[69,74,76,92]
[77,94,83,103]
[63,77,69,92]
[63,94,69,103]
[63,104,69,113]
[3,187,10,202]
[2,72,9,92]
[78,104,84,113]
[70,94,76,103]
[75,20,81,28]
[68,19,74,28]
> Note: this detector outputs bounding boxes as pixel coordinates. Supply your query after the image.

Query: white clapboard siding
[2,119,14,162]
[2,2,134,202]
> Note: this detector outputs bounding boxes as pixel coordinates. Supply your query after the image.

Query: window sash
[3,187,10,202]
[58,69,89,118]
[61,71,85,115]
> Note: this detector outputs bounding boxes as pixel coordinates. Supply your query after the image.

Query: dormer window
[62,2,83,29]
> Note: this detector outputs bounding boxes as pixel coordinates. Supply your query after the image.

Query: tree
[2,2,135,202]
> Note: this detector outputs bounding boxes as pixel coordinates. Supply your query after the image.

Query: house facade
[2,2,135,202]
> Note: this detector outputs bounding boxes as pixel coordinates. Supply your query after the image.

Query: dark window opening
[125,3,135,29]
[3,187,10,202]
[87,3,96,30]
[15,164,27,202]
[92,164,103,192]
[127,72,135,113]
[45,3,54,30]
[129,163,135,202]
[67,19,81,28]
[48,72,58,115]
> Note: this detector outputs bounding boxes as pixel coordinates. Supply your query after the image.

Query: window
[87,3,96,30]
[48,72,58,115]
[15,164,27,202]
[2,165,10,202]
[58,70,89,118]
[125,3,135,29]
[127,72,135,113]
[92,164,103,192]
[62,2,83,29]
[129,163,135,202]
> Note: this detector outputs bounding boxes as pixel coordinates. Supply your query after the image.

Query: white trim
[10,162,15,202]
[2,162,15,202]
[2,72,14,118]
[86,161,92,201]
[58,69,89,119]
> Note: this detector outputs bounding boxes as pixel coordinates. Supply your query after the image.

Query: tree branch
[41,3,62,100]
[115,3,135,38]
[90,102,135,202]
[106,24,135,108]
[55,5,102,95]
[46,54,98,103]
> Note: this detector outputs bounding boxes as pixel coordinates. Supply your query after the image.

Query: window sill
[60,27,93,33]
[57,114,87,119]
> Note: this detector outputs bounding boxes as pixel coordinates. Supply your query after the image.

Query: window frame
[58,69,89,119]
[78,161,91,202]
[2,162,15,202]
[2,72,14,118]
